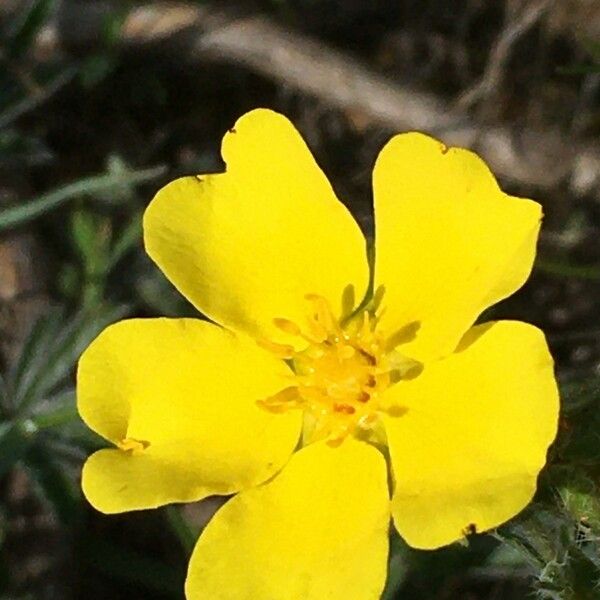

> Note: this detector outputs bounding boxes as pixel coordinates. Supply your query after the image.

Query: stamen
[357,413,378,429]
[333,403,356,414]
[256,290,419,445]
[256,338,295,359]
[273,318,301,336]
[273,316,324,345]
[118,437,150,453]
[305,318,328,343]
[384,405,408,418]
[305,294,340,335]
[297,385,325,403]
[326,424,351,447]
[337,344,355,360]
[256,386,301,413]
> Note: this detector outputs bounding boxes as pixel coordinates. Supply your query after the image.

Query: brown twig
[4,0,600,197]
[457,0,556,111]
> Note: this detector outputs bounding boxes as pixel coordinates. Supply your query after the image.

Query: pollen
[258,294,418,445]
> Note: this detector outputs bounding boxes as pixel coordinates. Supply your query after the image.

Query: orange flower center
[257,294,418,445]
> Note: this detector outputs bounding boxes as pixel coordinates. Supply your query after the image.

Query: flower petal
[382,320,559,549]
[373,132,541,361]
[186,439,390,600]
[78,318,301,513]
[144,109,369,345]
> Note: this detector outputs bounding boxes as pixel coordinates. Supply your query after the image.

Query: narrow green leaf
[24,442,82,525]
[107,211,142,269]
[0,68,77,131]
[8,307,65,409]
[559,376,600,414]
[6,0,55,59]
[31,389,77,430]
[557,474,600,531]
[0,373,8,417]
[0,165,166,232]
[381,532,409,599]
[165,506,197,555]
[71,209,107,267]
[0,420,37,478]
[535,259,600,280]
[15,304,128,413]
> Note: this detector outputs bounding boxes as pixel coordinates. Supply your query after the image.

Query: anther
[365,375,377,387]
[337,345,355,360]
[256,386,301,412]
[333,403,356,414]
[118,437,150,453]
[256,338,295,359]
[305,294,339,334]
[256,288,413,445]
[273,318,301,336]
[357,414,378,429]
[385,405,408,418]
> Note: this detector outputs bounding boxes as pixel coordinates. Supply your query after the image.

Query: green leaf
[79,54,116,88]
[165,506,197,555]
[557,474,600,531]
[5,0,55,60]
[70,209,111,309]
[8,307,65,411]
[557,403,600,465]
[0,69,77,132]
[559,376,600,414]
[13,304,129,414]
[0,419,37,478]
[0,165,166,232]
[31,389,77,430]
[24,442,82,525]
[107,211,142,269]
[535,259,600,280]
[381,532,410,599]
[71,209,107,266]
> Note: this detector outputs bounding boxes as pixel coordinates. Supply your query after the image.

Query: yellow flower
[77,109,559,600]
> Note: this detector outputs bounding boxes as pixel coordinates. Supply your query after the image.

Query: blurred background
[1,0,600,598]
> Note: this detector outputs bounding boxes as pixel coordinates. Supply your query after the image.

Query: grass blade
[0,165,165,232]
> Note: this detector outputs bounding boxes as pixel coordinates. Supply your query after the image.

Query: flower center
[257,294,418,446]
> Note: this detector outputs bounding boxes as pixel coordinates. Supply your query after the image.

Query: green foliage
[0,163,165,233]
[3,0,55,61]
[498,502,600,600]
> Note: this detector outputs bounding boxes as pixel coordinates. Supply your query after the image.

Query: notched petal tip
[373,126,544,362]
[142,108,369,342]
[77,319,137,444]
[77,318,303,514]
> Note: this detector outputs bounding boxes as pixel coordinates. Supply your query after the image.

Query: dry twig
[457,0,556,111]
[4,0,600,197]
